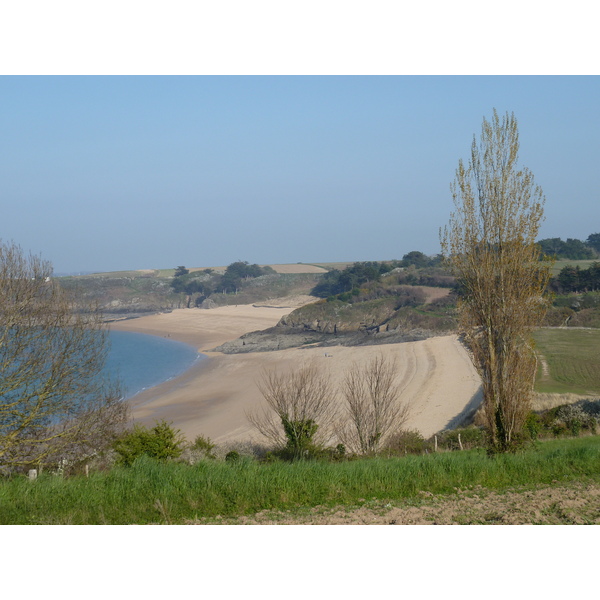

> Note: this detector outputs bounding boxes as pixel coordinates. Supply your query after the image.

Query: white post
[28,469,38,481]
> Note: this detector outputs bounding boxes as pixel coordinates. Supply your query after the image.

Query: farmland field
[550,259,598,276]
[533,328,600,395]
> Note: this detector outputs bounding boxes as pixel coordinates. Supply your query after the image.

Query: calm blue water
[105,331,203,399]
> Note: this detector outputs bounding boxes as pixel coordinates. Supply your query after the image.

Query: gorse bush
[113,420,185,466]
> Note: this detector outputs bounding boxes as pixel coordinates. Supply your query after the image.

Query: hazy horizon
[2,76,598,274]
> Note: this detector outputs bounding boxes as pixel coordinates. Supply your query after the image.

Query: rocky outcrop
[212,326,433,354]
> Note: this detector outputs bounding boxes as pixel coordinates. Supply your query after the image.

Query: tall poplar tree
[440,110,553,452]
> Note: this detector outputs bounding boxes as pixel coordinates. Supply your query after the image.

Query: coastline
[111,300,482,444]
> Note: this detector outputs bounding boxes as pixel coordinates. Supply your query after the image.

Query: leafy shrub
[191,434,217,459]
[532,401,600,439]
[214,441,270,461]
[551,421,569,437]
[524,412,543,440]
[435,426,486,451]
[113,420,185,466]
[225,450,241,463]
[281,417,319,457]
[385,430,432,455]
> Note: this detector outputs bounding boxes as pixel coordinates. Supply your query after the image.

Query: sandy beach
[110,298,482,444]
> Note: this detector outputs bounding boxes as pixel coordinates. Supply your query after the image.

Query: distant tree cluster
[398,251,442,268]
[310,261,394,298]
[537,234,599,260]
[170,261,274,306]
[553,262,600,293]
[219,261,275,293]
[394,267,455,288]
[170,267,214,307]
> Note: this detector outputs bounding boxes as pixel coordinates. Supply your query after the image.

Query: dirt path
[190,481,600,525]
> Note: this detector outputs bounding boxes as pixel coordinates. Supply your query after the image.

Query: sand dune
[110,300,482,444]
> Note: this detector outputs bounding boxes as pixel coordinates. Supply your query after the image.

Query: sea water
[105,331,203,399]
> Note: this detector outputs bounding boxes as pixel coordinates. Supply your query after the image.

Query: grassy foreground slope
[1,437,599,524]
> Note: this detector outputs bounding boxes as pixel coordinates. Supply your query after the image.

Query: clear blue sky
[1,76,598,274]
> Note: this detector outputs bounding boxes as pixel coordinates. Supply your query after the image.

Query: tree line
[170,261,275,307]
[310,253,446,300]
[552,262,600,293]
[537,233,600,260]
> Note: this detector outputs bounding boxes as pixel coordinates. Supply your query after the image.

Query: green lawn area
[550,259,597,276]
[533,328,600,394]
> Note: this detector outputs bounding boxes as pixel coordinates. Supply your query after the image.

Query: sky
[1,75,599,274]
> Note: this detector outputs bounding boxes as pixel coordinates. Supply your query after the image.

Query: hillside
[214,265,458,353]
[58,263,325,320]
[59,258,600,349]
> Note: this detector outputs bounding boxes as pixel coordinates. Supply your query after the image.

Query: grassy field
[1,436,599,524]
[533,328,600,395]
[550,259,598,276]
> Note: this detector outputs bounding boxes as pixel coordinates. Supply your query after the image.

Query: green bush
[435,426,486,451]
[524,412,542,440]
[113,420,185,466]
[225,450,241,463]
[191,435,216,459]
[557,404,593,436]
[551,421,569,437]
[385,430,432,455]
[281,417,319,459]
[532,402,600,439]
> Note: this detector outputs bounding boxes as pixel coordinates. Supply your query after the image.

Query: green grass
[2,436,599,524]
[533,328,600,394]
[550,259,597,276]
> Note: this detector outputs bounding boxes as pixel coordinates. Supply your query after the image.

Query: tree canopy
[537,237,596,260]
[310,261,393,298]
[555,262,600,293]
[0,241,127,470]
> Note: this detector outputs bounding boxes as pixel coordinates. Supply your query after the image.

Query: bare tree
[440,110,553,452]
[0,240,128,470]
[338,354,410,454]
[247,361,336,456]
